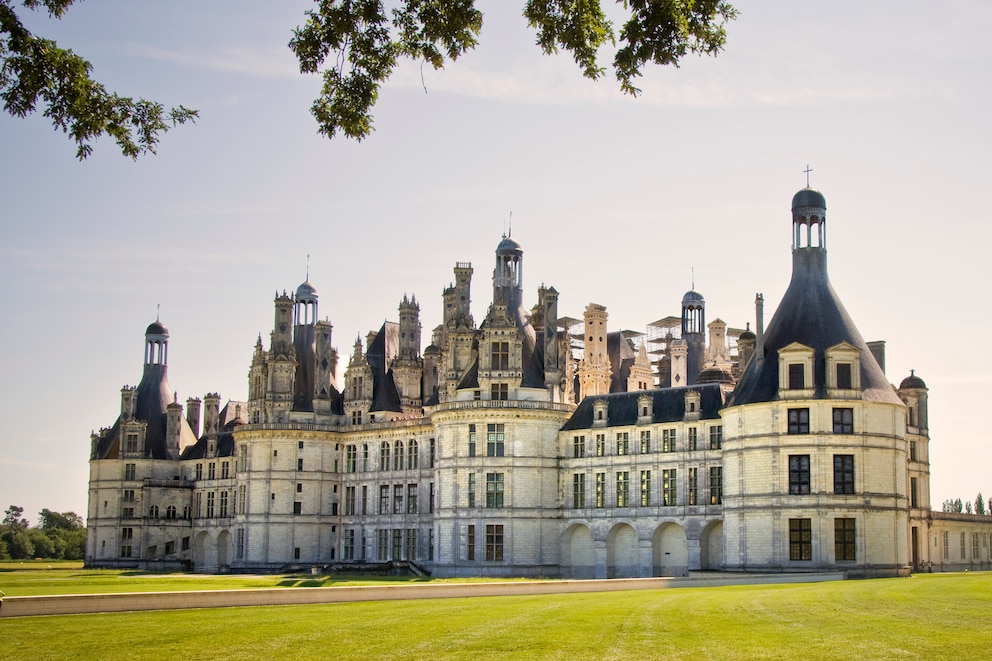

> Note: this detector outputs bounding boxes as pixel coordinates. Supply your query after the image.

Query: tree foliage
[291,0,738,140]
[975,493,986,516]
[0,0,197,159]
[0,504,85,560]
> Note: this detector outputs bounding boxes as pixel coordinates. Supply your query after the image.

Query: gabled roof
[561,384,726,430]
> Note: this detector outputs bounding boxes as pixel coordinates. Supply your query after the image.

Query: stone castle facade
[86,188,992,576]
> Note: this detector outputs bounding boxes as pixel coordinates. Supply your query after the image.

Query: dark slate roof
[792,188,826,210]
[180,431,237,460]
[456,357,480,390]
[899,371,927,390]
[145,320,169,336]
[728,247,902,407]
[561,384,726,430]
[606,331,636,393]
[367,322,404,413]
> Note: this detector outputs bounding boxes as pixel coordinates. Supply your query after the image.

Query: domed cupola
[792,187,827,250]
[144,319,169,368]
[493,233,524,308]
[295,279,318,326]
[899,370,927,390]
[295,280,318,304]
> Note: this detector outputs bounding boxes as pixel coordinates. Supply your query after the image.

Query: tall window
[595,472,606,508]
[209,462,216,480]
[709,467,723,505]
[206,492,215,518]
[380,442,390,471]
[789,518,812,561]
[616,471,630,507]
[362,485,368,515]
[343,529,355,560]
[379,485,389,514]
[345,486,356,515]
[942,531,949,560]
[836,363,853,389]
[237,528,245,559]
[910,477,918,508]
[573,435,586,458]
[408,440,419,469]
[219,491,229,517]
[487,424,505,457]
[640,430,651,454]
[833,455,855,494]
[788,408,810,434]
[573,473,586,508]
[640,470,651,506]
[346,445,357,473]
[393,484,403,513]
[238,485,246,514]
[377,530,389,561]
[663,469,677,506]
[687,427,697,451]
[595,434,605,457]
[468,424,477,457]
[832,408,854,434]
[960,533,967,560]
[124,463,136,481]
[909,441,917,462]
[709,425,722,450]
[467,525,475,561]
[407,484,418,513]
[491,341,509,370]
[662,429,676,452]
[688,467,698,505]
[789,455,811,494]
[406,528,417,560]
[973,533,980,560]
[788,363,805,389]
[430,438,436,468]
[362,444,370,471]
[486,473,504,508]
[297,458,304,472]
[125,433,138,453]
[468,473,476,508]
[195,463,203,480]
[394,441,404,471]
[616,432,629,456]
[491,383,508,401]
[485,524,504,561]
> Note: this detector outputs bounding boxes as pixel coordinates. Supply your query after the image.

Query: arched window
[394,441,404,471]
[166,505,177,519]
[149,505,159,518]
[380,441,390,471]
[408,440,419,470]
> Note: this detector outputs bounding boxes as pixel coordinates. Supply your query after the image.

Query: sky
[1,0,990,524]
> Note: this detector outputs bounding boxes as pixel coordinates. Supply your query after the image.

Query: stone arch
[217,530,232,568]
[606,523,638,578]
[699,520,724,570]
[562,523,595,579]
[193,530,214,572]
[652,522,689,577]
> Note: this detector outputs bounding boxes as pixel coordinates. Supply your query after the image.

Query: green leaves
[524,0,614,80]
[1,0,197,159]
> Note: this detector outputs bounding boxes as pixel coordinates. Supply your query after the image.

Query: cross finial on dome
[803,164,813,188]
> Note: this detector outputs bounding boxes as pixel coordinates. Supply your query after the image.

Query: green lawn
[2,573,990,659]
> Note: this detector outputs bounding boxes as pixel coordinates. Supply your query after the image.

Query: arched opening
[606,523,639,578]
[562,523,595,579]
[193,530,214,572]
[699,521,724,570]
[652,523,688,577]
[217,530,231,568]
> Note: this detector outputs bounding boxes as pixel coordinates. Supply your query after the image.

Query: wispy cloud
[0,457,61,472]
[129,44,299,80]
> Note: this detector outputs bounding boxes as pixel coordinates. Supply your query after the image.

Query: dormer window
[684,390,701,421]
[825,342,861,395]
[593,399,608,427]
[788,364,805,389]
[836,363,852,389]
[637,394,653,423]
[778,342,815,398]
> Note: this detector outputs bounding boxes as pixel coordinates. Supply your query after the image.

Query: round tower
[493,235,523,309]
[681,289,705,384]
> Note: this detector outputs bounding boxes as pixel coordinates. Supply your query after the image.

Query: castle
[86,187,992,576]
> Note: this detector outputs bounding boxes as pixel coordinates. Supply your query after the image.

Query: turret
[577,303,611,397]
[681,289,705,384]
[186,397,201,438]
[493,235,523,309]
[203,393,221,436]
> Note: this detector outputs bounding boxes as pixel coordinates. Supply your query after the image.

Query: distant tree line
[1,504,85,560]
[941,493,988,516]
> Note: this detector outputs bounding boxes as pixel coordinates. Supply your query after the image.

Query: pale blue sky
[1,1,990,523]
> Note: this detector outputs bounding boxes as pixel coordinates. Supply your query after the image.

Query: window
[407,484,418,513]
[573,473,586,508]
[486,473,504,508]
[788,363,805,389]
[221,461,230,479]
[429,438,436,468]
[640,430,651,454]
[296,482,303,493]
[961,532,967,560]
[195,492,202,518]
[616,471,630,507]
[835,518,856,561]
[709,467,723,505]
[487,424,505,457]
[343,529,355,560]
[467,525,476,561]
[595,434,605,457]
[663,469,677,506]
[836,363,853,390]
[362,485,368,514]
[833,408,854,434]
[687,428,697,451]
[789,455,811,495]
[485,524,504,561]
[573,435,585,458]
[789,518,812,561]
[376,530,389,561]
[616,432,629,456]
[182,536,190,551]
[208,463,216,480]
[393,484,404,514]
[662,429,676,452]
[491,383,508,401]
[379,485,389,514]
[640,470,651,506]
[380,442,390,471]
[392,529,403,560]
[468,473,476,507]
[491,341,510,370]
[429,482,435,513]
[942,531,949,560]
[124,463,136,481]
[121,544,133,558]
[346,445,357,473]
[909,441,917,462]
[406,528,417,560]
[166,505,177,519]
[973,533,981,560]
[408,440,419,470]
[341,486,354,515]
[394,441,404,471]
[688,467,698,505]
[122,507,134,518]
[468,424,477,457]
[195,463,203,480]
[125,433,139,454]
[595,473,606,508]
[709,426,722,450]
[910,477,918,508]
[788,408,810,434]
[149,505,159,518]
[239,445,248,472]
[206,492,216,518]
[123,488,135,502]
[220,490,229,517]
[297,458,304,471]
[236,529,245,559]
[833,455,855,494]
[165,540,176,555]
